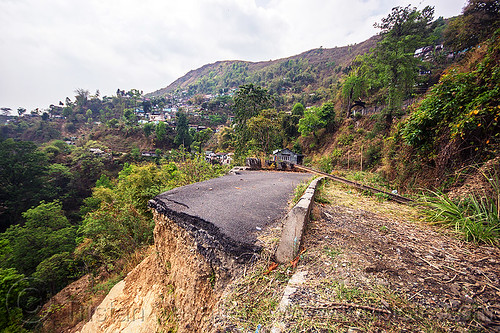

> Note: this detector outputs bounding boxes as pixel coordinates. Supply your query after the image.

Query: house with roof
[272,148,303,165]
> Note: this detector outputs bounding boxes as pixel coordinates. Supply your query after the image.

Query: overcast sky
[1,0,465,112]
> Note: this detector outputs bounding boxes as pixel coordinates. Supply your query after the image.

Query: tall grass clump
[421,172,500,245]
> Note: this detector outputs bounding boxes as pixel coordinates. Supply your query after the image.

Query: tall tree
[174,112,192,148]
[192,128,213,154]
[247,109,281,154]
[1,201,76,275]
[233,84,272,153]
[373,5,434,123]
[155,121,167,142]
[0,139,50,231]
[444,0,500,52]
[298,107,327,144]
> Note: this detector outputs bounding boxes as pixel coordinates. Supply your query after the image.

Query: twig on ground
[302,302,391,315]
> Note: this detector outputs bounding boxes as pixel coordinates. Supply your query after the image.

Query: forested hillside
[147,35,380,108]
[0,1,499,331]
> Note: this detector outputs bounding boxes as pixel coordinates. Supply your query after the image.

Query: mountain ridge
[147,35,381,99]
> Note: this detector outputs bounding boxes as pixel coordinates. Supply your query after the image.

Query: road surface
[149,170,311,256]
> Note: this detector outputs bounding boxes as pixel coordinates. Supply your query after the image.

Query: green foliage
[318,101,336,131]
[292,140,302,154]
[1,201,76,275]
[298,107,326,143]
[401,32,500,155]
[318,155,333,173]
[421,176,499,245]
[363,143,382,168]
[156,121,168,142]
[291,102,305,116]
[33,252,75,296]
[0,268,29,332]
[95,174,113,189]
[173,113,192,148]
[233,84,273,153]
[337,133,354,146]
[217,127,236,151]
[0,139,50,230]
[444,0,500,52]
[78,159,226,268]
[192,128,213,154]
[143,122,155,138]
[292,178,314,205]
[247,109,281,153]
[373,5,435,121]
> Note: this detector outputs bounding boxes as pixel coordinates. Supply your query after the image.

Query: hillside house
[272,148,303,165]
[150,114,165,123]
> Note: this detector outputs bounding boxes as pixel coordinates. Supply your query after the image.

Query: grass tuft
[421,171,500,245]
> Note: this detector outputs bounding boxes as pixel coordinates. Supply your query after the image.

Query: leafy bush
[363,143,382,168]
[401,31,500,156]
[337,133,354,146]
[318,155,333,173]
[330,148,343,166]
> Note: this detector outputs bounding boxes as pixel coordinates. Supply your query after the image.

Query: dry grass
[216,178,500,332]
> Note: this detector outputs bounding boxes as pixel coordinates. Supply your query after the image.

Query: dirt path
[289,181,500,332]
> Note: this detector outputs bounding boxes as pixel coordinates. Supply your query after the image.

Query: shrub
[337,133,354,146]
[318,155,333,173]
[363,144,382,168]
[401,32,500,156]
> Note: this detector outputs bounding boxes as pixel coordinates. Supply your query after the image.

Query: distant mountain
[147,35,380,101]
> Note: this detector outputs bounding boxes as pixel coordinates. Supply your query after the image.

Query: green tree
[373,5,434,123]
[123,108,136,126]
[1,201,76,275]
[217,127,236,151]
[298,107,327,144]
[282,103,306,141]
[318,101,336,132]
[174,112,193,148]
[143,122,155,138]
[155,121,167,142]
[33,252,75,296]
[85,109,93,122]
[247,109,281,153]
[291,102,305,117]
[0,139,50,231]
[17,107,26,117]
[233,84,272,153]
[95,174,113,189]
[0,268,29,332]
[78,164,167,266]
[192,128,214,154]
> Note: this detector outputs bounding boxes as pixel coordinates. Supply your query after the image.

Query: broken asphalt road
[149,170,311,257]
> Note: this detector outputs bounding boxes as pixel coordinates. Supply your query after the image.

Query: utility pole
[360,145,363,171]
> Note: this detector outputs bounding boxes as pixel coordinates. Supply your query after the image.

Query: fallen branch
[302,302,391,315]
[418,256,441,270]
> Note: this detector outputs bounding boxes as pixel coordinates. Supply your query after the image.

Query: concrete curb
[275,176,324,264]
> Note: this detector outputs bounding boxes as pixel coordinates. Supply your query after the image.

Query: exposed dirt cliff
[72,209,240,332]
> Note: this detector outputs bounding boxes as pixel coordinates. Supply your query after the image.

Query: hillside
[148,35,380,101]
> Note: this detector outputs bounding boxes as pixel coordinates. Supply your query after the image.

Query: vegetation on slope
[0,1,499,331]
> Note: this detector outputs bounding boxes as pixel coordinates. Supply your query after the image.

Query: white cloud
[0,0,465,111]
